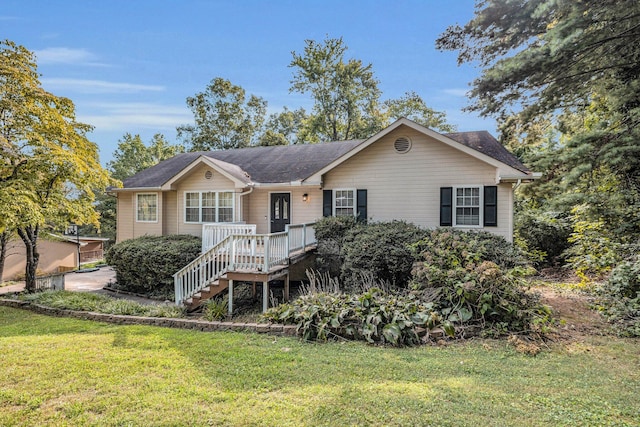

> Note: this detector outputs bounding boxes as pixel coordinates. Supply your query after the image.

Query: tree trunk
[0,231,9,283]
[17,226,39,292]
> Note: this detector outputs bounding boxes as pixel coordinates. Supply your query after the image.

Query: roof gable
[304,118,531,184]
[117,118,532,190]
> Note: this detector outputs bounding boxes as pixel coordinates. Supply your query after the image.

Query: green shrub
[515,210,572,266]
[596,256,640,336]
[264,288,454,347]
[314,216,361,277]
[411,229,548,335]
[106,234,201,298]
[340,220,426,291]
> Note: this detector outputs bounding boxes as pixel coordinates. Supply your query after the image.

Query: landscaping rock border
[0,298,297,336]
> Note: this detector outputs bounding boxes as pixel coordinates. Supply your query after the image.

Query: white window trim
[136,193,158,223]
[184,191,235,224]
[452,185,483,228]
[332,188,357,217]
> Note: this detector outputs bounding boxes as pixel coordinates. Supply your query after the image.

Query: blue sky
[3,0,492,165]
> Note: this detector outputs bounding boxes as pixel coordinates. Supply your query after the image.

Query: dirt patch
[536,284,610,340]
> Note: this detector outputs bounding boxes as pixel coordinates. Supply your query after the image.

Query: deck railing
[201,223,255,252]
[174,222,317,305]
[286,222,316,253]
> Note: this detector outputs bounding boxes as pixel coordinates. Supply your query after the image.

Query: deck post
[262,280,269,312]
[263,235,270,272]
[284,273,290,302]
[228,279,234,315]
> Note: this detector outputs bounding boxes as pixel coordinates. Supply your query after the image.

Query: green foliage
[264,288,452,347]
[106,234,201,298]
[515,209,572,266]
[0,40,111,291]
[340,220,425,291]
[20,290,185,318]
[565,205,621,281]
[313,216,360,277]
[595,256,640,337]
[177,77,267,151]
[202,298,229,321]
[289,36,383,142]
[383,91,456,132]
[258,107,308,146]
[411,229,547,335]
[107,133,183,181]
[437,1,640,274]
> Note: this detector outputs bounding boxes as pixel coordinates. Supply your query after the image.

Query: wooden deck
[174,223,316,312]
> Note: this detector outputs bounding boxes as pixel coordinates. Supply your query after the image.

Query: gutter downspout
[238,184,254,223]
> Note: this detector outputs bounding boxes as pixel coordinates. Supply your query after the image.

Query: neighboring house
[1,235,108,282]
[113,118,537,244]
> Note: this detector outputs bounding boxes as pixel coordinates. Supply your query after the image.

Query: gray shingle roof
[445,131,530,174]
[121,139,365,188]
[120,130,529,189]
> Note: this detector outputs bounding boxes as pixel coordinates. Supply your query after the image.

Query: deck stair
[174,222,316,310]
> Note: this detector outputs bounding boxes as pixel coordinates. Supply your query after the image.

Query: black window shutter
[323,190,332,217]
[356,189,367,223]
[440,187,453,226]
[484,186,498,227]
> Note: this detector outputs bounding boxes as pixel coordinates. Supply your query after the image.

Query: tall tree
[436,0,640,256]
[258,107,308,146]
[0,39,110,291]
[436,0,640,193]
[384,91,456,133]
[177,77,267,151]
[290,36,383,142]
[108,133,183,181]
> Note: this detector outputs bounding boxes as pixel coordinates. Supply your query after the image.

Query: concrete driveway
[0,267,162,305]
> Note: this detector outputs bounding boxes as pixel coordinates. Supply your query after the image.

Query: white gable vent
[204,170,213,180]
[394,136,412,154]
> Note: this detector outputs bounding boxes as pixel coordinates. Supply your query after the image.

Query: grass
[1,307,639,426]
[19,290,185,318]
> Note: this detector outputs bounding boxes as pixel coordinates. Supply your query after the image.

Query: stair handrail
[174,234,233,305]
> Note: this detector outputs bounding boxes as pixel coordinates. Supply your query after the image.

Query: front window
[137,193,157,222]
[334,189,355,217]
[185,191,234,223]
[455,187,480,226]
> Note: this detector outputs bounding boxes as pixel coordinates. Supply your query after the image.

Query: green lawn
[1,306,638,426]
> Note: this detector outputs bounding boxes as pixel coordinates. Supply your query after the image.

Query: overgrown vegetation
[270,223,549,346]
[341,220,425,291]
[265,287,454,347]
[595,256,640,337]
[20,290,185,318]
[106,234,201,299]
[411,229,549,336]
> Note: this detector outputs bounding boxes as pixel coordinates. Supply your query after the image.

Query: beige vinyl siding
[116,193,134,242]
[175,164,238,237]
[289,187,323,225]
[323,128,515,241]
[245,188,323,234]
[163,191,178,235]
[247,189,268,233]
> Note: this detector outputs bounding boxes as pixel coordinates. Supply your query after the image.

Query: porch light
[302,193,308,202]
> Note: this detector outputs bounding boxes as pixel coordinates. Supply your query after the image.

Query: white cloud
[33,47,106,66]
[442,88,470,97]
[78,102,192,131]
[41,78,165,94]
